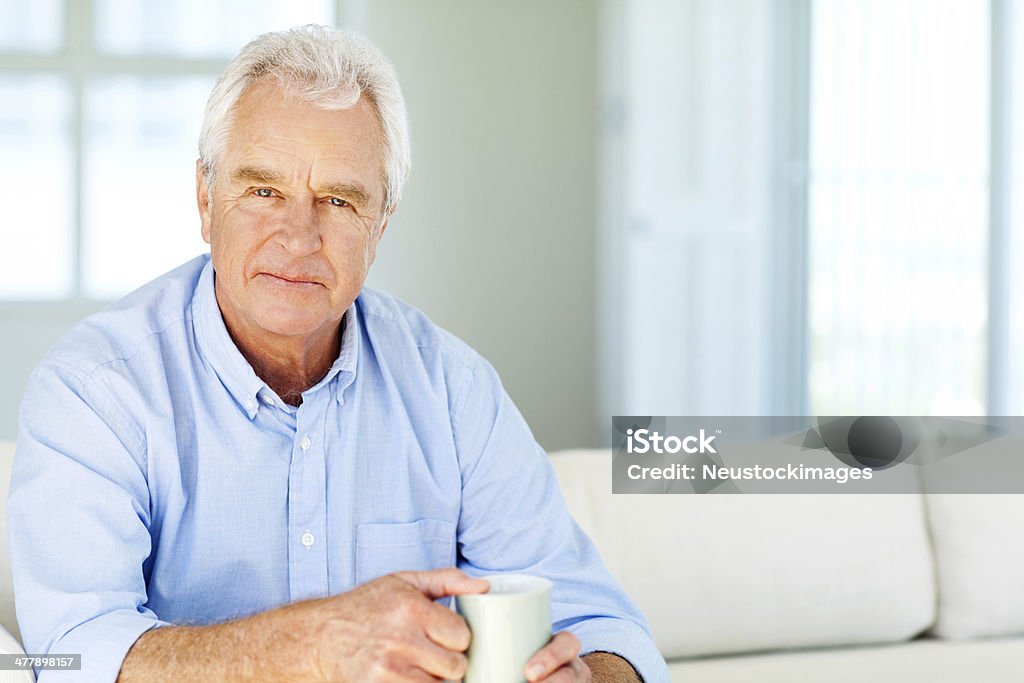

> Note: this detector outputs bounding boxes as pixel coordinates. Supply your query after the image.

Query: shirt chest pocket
[354,518,456,585]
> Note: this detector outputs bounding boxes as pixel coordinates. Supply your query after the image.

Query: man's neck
[219,312,342,408]
[243,339,339,406]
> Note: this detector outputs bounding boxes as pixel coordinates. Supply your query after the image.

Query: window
[0,75,73,298]
[601,0,1018,425]
[807,0,990,414]
[0,0,340,300]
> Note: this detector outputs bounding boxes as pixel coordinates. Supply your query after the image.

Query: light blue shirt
[8,255,667,682]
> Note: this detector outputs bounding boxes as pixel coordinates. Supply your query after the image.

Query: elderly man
[7,26,666,683]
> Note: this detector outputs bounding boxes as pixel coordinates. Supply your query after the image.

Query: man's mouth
[260,272,322,287]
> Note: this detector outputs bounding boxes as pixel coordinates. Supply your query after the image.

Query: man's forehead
[222,82,384,204]
[231,79,379,139]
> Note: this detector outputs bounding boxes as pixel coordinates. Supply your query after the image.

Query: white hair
[198,25,410,215]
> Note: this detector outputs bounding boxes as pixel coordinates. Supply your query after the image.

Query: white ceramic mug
[455,574,553,683]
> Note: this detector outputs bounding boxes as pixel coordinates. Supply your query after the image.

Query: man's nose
[274,199,322,255]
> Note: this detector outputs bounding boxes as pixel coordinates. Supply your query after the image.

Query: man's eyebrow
[318,182,371,207]
[231,167,373,208]
[231,166,285,185]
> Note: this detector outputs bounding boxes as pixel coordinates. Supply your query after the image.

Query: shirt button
[300,436,311,451]
[245,398,255,410]
[261,394,274,405]
[301,531,315,548]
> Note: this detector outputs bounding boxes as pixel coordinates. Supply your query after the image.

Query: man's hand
[303,567,489,681]
[524,633,642,683]
[118,567,489,682]
[524,631,591,682]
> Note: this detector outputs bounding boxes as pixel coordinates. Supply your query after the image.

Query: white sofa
[551,449,1024,682]
[2,440,1023,682]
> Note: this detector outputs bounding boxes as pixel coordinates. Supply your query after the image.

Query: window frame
[987,0,1012,416]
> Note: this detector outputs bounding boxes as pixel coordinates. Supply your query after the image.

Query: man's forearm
[118,570,491,682]
[582,651,643,682]
[118,601,643,683]
[117,601,310,682]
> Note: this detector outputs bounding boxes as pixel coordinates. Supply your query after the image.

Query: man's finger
[405,636,469,681]
[395,567,490,600]
[536,666,583,683]
[532,660,591,683]
[525,631,581,682]
[421,599,473,651]
[570,657,592,681]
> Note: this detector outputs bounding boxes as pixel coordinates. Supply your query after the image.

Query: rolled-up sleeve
[452,355,669,683]
[7,363,169,682]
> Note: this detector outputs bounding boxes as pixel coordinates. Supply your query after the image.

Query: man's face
[197,79,388,343]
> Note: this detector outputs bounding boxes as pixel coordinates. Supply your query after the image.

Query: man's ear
[196,160,213,244]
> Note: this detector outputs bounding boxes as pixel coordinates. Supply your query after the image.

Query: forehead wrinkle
[228,120,382,209]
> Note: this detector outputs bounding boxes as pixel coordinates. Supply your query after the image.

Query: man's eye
[254,188,274,198]
[328,197,350,208]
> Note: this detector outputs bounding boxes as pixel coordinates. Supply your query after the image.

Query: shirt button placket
[289,408,329,601]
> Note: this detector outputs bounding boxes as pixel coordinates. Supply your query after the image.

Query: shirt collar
[190,256,359,418]
[332,300,360,404]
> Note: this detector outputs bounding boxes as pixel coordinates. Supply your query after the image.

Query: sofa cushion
[926,494,1024,639]
[550,449,936,659]
[0,623,33,683]
[666,637,1024,682]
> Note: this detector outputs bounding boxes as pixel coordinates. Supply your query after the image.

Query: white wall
[362,0,599,449]
[0,1,600,450]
